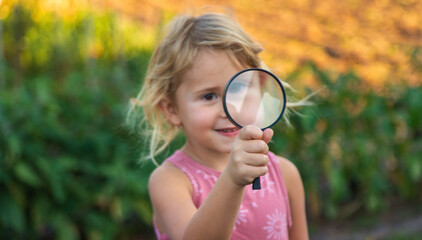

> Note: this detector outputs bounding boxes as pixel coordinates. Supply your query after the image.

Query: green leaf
[34,157,66,203]
[51,213,78,240]
[13,162,42,188]
[0,192,25,232]
[7,135,21,157]
[409,155,422,182]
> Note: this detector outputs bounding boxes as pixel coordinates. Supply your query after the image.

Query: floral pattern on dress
[181,167,201,200]
[196,169,218,182]
[263,208,287,240]
[252,175,276,197]
[234,205,249,230]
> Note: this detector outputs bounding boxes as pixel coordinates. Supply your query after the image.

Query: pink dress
[154,150,292,240]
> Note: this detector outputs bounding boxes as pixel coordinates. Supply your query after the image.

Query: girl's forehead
[182,49,242,86]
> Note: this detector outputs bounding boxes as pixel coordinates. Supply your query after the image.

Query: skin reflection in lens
[225,70,283,129]
[226,71,259,127]
[259,72,283,127]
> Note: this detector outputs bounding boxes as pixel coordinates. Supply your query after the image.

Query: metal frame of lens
[223,68,287,130]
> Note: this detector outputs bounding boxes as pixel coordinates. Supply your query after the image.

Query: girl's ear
[159,98,182,126]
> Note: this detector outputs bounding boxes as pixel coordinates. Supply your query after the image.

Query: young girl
[130,12,308,240]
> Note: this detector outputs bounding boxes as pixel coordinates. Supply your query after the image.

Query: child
[130,12,309,240]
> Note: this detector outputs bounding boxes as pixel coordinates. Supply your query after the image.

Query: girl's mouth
[219,128,238,132]
[216,127,240,136]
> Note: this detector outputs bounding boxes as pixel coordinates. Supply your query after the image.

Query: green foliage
[271,62,422,219]
[0,3,156,239]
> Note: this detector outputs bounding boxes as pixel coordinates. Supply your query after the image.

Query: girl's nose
[218,104,228,119]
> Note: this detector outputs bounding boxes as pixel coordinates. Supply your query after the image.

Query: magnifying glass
[223,68,287,190]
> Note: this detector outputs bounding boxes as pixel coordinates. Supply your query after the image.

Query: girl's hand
[224,125,274,188]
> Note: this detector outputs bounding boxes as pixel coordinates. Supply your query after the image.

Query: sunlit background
[1,0,421,239]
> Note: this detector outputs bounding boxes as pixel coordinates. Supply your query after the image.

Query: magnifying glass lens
[223,69,286,130]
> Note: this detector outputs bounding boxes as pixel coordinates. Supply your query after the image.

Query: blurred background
[0,0,421,239]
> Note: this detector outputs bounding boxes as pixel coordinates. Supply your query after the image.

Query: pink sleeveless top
[154,150,292,240]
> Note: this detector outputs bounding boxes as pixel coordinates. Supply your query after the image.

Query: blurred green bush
[0,3,156,239]
[0,2,421,240]
[271,63,422,219]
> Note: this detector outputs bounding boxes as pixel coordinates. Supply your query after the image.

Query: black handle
[252,177,261,190]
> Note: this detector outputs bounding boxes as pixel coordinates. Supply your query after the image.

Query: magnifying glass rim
[223,68,287,130]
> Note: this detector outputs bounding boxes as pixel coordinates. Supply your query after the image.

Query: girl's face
[165,49,243,158]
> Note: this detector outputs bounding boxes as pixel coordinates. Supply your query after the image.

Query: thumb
[262,128,274,144]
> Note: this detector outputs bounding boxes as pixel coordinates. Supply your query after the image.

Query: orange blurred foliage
[3,0,421,87]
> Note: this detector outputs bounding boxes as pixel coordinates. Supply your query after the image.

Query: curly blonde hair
[128,13,304,165]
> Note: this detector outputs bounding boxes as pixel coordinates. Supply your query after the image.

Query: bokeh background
[1,0,421,239]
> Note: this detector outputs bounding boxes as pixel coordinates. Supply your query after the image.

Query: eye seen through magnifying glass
[223,68,286,130]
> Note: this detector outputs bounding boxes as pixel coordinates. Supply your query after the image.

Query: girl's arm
[277,156,309,240]
[149,162,246,240]
[149,126,273,240]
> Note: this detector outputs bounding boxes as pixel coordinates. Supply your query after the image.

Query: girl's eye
[227,82,248,95]
[202,93,217,101]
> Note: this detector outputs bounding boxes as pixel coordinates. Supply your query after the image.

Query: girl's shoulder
[149,160,192,194]
[272,154,309,238]
[148,161,197,238]
[272,154,303,195]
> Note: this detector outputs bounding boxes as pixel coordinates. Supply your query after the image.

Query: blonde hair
[128,13,306,165]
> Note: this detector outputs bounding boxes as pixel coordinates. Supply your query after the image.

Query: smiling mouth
[216,127,240,133]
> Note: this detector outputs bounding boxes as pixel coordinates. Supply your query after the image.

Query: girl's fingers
[236,125,271,154]
[230,125,272,183]
[243,164,269,181]
[241,140,269,154]
[262,128,274,144]
[238,125,263,140]
[242,153,269,167]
